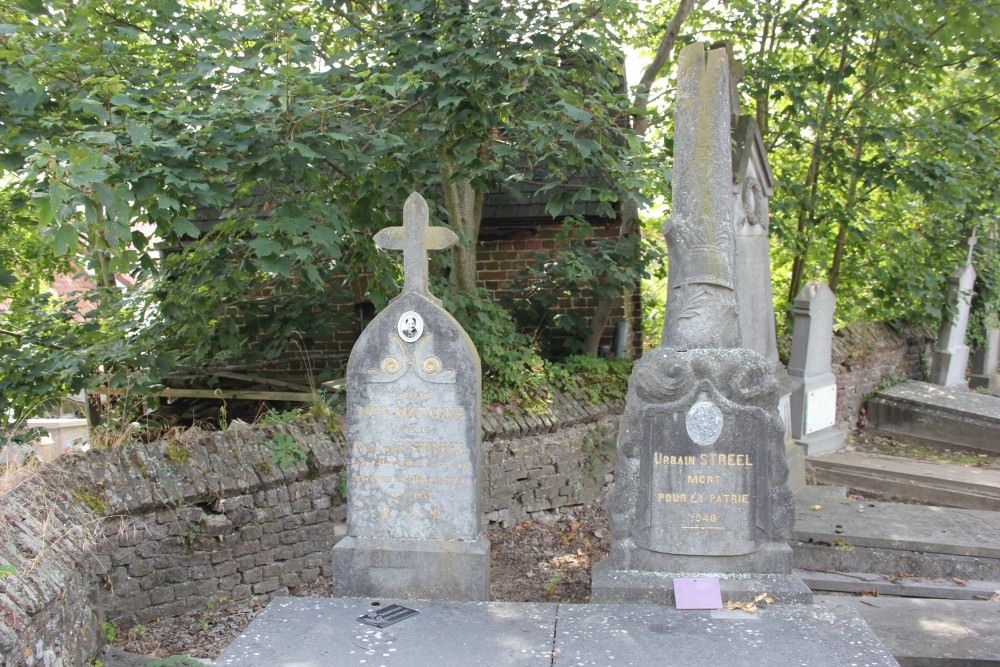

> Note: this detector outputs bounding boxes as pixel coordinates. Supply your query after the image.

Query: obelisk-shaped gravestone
[592,43,811,605]
[331,192,489,600]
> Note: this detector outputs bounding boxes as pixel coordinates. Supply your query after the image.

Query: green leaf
[52,224,78,257]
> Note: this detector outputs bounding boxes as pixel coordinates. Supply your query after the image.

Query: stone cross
[373,192,458,301]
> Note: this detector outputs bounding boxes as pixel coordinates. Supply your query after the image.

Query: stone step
[866,380,1000,455]
[792,485,1000,581]
[807,451,1000,511]
[798,569,1000,600]
[814,595,1000,667]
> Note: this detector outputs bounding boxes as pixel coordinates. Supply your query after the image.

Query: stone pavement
[817,596,1000,666]
[214,597,898,666]
[791,485,1000,581]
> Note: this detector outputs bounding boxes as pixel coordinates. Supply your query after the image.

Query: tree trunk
[829,122,868,292]
[786,40,849,305]
[441,162,484,294]
[582,0,701,355]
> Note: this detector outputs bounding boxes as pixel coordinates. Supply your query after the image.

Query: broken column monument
[591,42,811,604]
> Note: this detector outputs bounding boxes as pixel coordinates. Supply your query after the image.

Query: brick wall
[478,223,643,358]
[831,322,934,427]
[239,221,643,377]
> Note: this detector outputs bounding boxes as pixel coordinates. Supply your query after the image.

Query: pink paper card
[673,577,723,610]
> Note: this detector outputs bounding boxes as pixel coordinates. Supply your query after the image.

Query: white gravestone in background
[787,281,846,455]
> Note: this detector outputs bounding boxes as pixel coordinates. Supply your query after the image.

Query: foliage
[504,218,666,356]
[0,0,644,421]
[164,441,192,464]
[72,487,107,515]
[969,233,999,350]
[177,523,200,554]
[257,408,302,427]
[439,280,549,405]
[264,432,306,470]
[547,355,632,406]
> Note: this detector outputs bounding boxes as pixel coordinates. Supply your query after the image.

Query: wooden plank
[169,369,315,392]
[90,387,317,402]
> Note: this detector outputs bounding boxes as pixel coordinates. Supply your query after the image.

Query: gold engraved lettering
[654,454,698,465]
[708,494,750,504]
[356,406,390,417]
[403,474,467,486]
[355,474,394,484]
[698,453,753,466]
[394,405,464,420]
[687,475,720,484]
[657,493,688,503]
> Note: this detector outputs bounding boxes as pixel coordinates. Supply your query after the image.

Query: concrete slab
[867,381,1000,455]
[794,486,1000,559]
[216,598,899,666]
[216,598,557,666]
[797,569,1000,601]
[815,595,1000,667]
[554,601,898,666]
[807,452,1000,511]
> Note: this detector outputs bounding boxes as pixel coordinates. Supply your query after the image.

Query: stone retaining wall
[482,395,621,527]
[831,322,934,427]
[0,393,621,664]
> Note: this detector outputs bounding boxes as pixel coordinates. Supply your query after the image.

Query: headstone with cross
[332,192,490,600]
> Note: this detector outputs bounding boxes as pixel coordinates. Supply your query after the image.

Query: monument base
[331,534,490,601]
[969,373,1000,396]
[930,347,971,389]
[591,558,814,605]
[796,425,847,456]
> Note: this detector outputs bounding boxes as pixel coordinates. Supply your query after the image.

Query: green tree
[0,0,645,421]
[691,0,999,325]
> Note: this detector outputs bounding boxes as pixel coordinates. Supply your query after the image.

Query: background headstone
[331,193,490,601]
[969,327,1000,396]
[592,42,811,606]
[930,238,978,388]
[787,282,847,455]
[731,114,804,491]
